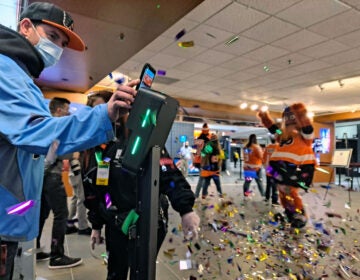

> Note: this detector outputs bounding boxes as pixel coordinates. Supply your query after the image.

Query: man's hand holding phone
[107,79,139,121]
[107,63,155,121]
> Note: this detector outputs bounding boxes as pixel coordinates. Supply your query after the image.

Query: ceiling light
[240,102,248,109]
[260,105,268,112]
[318,84,324,92]
[225,36,239,46]
[307,112,314,118]
[250,104,259,111]
[338,80,344,88]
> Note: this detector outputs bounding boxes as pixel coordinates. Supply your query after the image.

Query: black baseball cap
[20,2,85,51]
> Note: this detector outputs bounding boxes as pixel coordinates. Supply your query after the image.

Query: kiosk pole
[130,146,160,280]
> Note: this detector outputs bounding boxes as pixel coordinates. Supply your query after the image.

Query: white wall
[335,121,359,139]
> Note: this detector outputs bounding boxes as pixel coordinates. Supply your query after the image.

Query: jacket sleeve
[159,149,195,216]
[0,67,114,155]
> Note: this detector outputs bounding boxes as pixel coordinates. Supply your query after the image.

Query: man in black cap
[0,2,138,278]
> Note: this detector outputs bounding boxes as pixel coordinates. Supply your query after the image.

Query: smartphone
[136,63,156,90]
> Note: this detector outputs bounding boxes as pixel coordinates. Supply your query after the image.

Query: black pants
[37,173,68,257]
[0,241,18,280]
[105,222,166,280]
[265,175,278,203]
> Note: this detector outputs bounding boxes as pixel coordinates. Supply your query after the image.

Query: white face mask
[32,25,63,68]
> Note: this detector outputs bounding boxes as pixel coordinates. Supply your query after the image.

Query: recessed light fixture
[250,104,259,111]
[260,105,268,112]
[225,36,239,46]
[240,102,248,109]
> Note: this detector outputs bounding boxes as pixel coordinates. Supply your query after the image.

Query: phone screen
[137,64,156,90]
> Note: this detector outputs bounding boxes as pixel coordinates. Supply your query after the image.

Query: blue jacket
[0,24,114,241]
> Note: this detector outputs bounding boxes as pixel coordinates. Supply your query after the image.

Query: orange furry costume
[257,103,317,228]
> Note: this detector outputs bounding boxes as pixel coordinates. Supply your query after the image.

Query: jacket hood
[0,24,44,78]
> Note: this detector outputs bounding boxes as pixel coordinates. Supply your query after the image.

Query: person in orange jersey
[257,103,317,228]
[243,134,265,198]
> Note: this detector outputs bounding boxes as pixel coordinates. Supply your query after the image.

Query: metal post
[130,146,160,280]
[239,148,243,180]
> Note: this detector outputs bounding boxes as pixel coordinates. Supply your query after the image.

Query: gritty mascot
[257,103,317,228]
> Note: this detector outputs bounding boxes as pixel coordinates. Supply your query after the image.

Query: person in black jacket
[83,110,200,280]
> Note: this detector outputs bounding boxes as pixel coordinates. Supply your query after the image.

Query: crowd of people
[0,2,317,280]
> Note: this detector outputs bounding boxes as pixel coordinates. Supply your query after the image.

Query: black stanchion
[129,146,160,280]
[239,158,243,180]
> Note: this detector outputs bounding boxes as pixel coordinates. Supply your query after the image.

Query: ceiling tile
[242,17,300,43]
[162,43,207,59]
[193,49,236,65]
[242,45,289,62]
[145,35,173,52]
[181,24,234,48]
[341,0,360,9]
[130,49,156,63]
[244,64,282,76]
[205,2,269,33]
[235,0,302,15]
[320,47,360,65]
[277,0,349,28]
[217,87,239,96]
[174,60,212,73]
[267,53,313,68]
[214,36,265,56]
[185,74,214,83]
[335,29,360,47]
[265,69,303,81]
[200,66,236,78]
[171,80,199,89]
[227,71,258,84]
[195,83,221,92]
[309,10,360,38]
[220,56,260,71]
[240,77,278,89]
[299,40,350,58]
[289,60,332,74]
[148,53,186,68]
[272,29,327,52]
[206,78,239,88]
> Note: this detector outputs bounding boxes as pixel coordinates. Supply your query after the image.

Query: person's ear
[55,107,62,116]
[19,18,33,37]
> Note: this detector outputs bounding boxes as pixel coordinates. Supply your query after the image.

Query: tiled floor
[34,165,360,279]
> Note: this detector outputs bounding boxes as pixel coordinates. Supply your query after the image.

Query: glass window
[0,0,25,30]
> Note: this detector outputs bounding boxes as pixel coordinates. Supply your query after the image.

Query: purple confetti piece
[157,70,166,76]
[175,29,186,41]
[105,193,112,209]
[6,200,35,215]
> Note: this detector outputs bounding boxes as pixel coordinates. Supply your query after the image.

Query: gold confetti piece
[177,41,194,48]
[259,253,268,261]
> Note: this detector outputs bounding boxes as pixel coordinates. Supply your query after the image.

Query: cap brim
[42,19,85,51]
